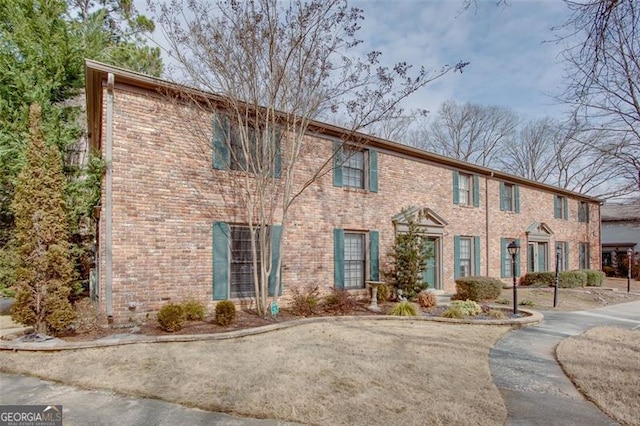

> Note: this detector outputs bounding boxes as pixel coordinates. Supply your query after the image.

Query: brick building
[85,61,602,323]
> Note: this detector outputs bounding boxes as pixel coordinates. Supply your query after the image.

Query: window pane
[344,233,365,289]
[459,238,471,277]
[459,174,471,205]
[504,184,513,211]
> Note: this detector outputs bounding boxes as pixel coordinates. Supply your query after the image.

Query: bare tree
[558,0,640,193]
[408,100,518,167]
[500,118,557,182]
[151,0,466,316]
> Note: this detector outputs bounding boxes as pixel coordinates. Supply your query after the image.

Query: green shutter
[453,171,460,205]
[369,230,379,281]
[268,225,282,296]
[564,242,569,270]
[212,222,229,300]
[514,185,520,213]
[212,114,230,170]
[473,175,480,208]
[500,238,507,278]
[563,197,568,220]
[334,228,345,289]
[274,129,282,178]
[515,238,521,276]
[368,150,378,193]
[474,236,481,275]
[333,141,343,187]
[453,235,461,279]
[499,182,506,211]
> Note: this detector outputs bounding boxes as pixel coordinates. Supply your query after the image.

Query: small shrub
[602,265,616,277]
[157,303,186,332]
[580,269,605,287]
[521,272,555,287]
[417,290,437,308]
[454,276,502,301]
[215,300,236,326]
[182,299,206,321]
[449,299,482,316]
[290,285,320,317]
[488,309,506,319]
[442,305,465,319]
[519,300,535,306]
[389,301,418,316]
[495,298,510,305]
[559,270,587,288]
[376,283,390,302]
[322,288,358,315]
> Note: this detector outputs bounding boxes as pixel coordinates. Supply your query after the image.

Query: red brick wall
[97,84,601,322]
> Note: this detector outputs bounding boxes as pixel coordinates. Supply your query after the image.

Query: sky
[140,0,575,123]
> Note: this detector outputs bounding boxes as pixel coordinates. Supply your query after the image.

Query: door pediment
[526,222,553,242]
[392,206,447,235]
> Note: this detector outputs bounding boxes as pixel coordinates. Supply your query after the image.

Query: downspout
[485,172,493,276]
[105,73,114,321]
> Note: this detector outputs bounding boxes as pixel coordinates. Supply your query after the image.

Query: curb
[0,309,543,352]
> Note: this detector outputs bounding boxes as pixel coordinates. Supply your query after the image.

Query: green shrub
[182,299,206,321]
[602,265,616,277]
[521,272,555,287]
[454,276,502,301]
[449,299,482,316]
[376,283,390,302]
[417,290,437,308]
[322,288,358,315]
[488,309,506,319]
[157,303,186,332]
[389,301,418,316]
[291,285,320,317]
[442,305,465,319]
[559,270,587,288]
[519,300,535,306]
[215,300,236,326]
[580,269,605,287]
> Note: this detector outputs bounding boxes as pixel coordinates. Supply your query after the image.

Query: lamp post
[508,241,519,315]
[554,246,561,308]
[628,247,634,293]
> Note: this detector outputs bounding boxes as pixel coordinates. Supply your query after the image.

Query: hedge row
[453,276,503,302]
[520,269,604,288]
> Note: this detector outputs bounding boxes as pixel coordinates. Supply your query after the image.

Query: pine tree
[10,104,76,335]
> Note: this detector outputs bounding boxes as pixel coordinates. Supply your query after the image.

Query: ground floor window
[334,229,379,289]
[579,242,590,269]
[501,238,521,278]
[344,232,366,289]
[555,241,569,271]
[454,235,480,278]
[230,225,261,298]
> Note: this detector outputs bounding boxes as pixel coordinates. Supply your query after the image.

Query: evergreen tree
[10,105,76,335]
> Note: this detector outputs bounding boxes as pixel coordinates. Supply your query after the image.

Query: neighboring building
[601,202,640,268]
[85,61,602,323]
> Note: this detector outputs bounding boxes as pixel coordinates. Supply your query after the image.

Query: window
[333,142,378,192]
[578,201,590,223]
[334,229,379,289]
[212,222,281,300]
[555,241,569,271]
[344,233,365,289]
[554,195,568,220]
[342,149,365,189]
[500,182,520,212]
[579,242,590,269]
[453,171,479,207]
[454,235,480,278]
[211,114,281,176]
[501,238,521,278]
[229,226,261,298]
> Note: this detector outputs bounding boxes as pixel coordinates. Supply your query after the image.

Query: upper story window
[453,171,479,207]
[500,182,520,213]
[554,195,568,220]
[578,201,590,223]
[333,142,378,192]
[342,149,365,189]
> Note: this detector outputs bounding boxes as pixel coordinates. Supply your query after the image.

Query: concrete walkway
[490,300,640,426]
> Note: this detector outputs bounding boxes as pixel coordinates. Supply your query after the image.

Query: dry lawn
[556,327,640,426]
[0,320,509,425]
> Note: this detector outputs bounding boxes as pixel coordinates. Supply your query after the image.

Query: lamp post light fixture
[507,240,519,315]
[554,246,561,308]
[628,247,634,293]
